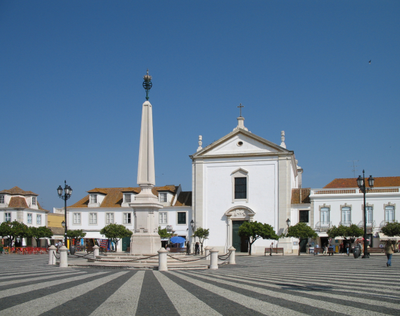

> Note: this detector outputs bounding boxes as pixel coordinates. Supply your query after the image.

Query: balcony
[315,221,332,232]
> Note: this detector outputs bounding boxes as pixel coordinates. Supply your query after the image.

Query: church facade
[190,116,303,254]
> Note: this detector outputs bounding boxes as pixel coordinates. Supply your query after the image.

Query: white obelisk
[130,71,162,254]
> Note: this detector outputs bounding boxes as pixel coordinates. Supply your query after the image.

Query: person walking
[186,241,190,255]
[385,240,395,267]
[195,242,200,255]
[270,242,274,256]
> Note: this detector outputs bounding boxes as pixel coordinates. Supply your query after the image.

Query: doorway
[232,221,248,252]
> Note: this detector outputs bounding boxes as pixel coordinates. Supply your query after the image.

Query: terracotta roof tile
[291,188,311,204]
[324,176,400,189]
[0,186,38,196]
[8,196,29,208]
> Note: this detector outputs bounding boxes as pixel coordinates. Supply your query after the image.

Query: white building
[190,116,302,254]
[0,186,49,246]
[68,185,191,252]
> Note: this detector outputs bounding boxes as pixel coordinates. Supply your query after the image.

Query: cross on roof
[237,103,244,117]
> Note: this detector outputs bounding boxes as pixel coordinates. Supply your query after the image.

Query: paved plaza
[0,253,399,316]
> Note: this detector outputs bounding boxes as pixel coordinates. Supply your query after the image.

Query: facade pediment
[192,129,292,159]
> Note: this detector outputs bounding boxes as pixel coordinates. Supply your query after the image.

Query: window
[5,212,11,222]
[90,195,97,204]
[385,205,395,223]
[159,193,167,203]
[73,213,81,224]
[234,177,247,199]
[32,196,37,206]
[123,213,132,224]
[89,213,97,224]
[36,214,42,225]
[124,194,131,203]
[159,212,167,224]
[0,195,4,204]
[299,210,309,223]
[341,207,351,226]
[366,206,373,226]
[177,212,186,224]
[27,213,32,224]
[106,213,114,224]
[321,207,330,225]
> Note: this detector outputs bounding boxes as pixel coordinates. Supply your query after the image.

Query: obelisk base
[130,233,161,255]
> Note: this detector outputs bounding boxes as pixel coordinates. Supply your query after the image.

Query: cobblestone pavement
[0,254,399,315]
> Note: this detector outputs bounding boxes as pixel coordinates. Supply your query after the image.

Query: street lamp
[286,218,291,229]
[57,181,73,248]
[357,170,374,259]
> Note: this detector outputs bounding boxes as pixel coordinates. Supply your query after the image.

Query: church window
[341,207,351,226]
[299,210,309,223]
[237,141,243,146]
[177,212,186,224]
[234,177,247,199]
[159,212,167,224]
[385,205,395,223]
[123,213,132,224]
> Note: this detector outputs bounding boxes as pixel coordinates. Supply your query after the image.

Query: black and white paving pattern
[0,254,399,315]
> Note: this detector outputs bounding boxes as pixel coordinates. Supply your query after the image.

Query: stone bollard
[228,246,236,265]
[158,248,168,271]
[93,245,99,259]
[209,250,219,270]
[48,245,57,265]
[59,246,68,268]
[205,246,212,260]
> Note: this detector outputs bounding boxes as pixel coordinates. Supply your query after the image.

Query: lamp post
[286,218,291,232]
[357,170,374,259]
[57,181,73,248]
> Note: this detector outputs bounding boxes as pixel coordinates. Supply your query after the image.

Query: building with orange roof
[0,186,50,247]
[66,184,191,252]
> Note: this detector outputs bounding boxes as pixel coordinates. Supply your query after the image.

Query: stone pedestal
[210,250,219,270]
[158,248,168,271]
[59,246,68,268]
[229,246,236,265]
[93,245,99,258]
[48,245,56,265]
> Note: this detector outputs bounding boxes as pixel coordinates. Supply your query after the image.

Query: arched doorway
[225,206,255,253]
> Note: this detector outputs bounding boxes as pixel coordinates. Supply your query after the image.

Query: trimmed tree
[381,222,400,237]
[0,221,30,246]
[328,224,363,238]
[238,221,278,255]
[29,226,53,247]
[287,222,317,254]
[192,227,209,255]
[100,223,133,252]
[67,229,86,247]
[158,226,173,239]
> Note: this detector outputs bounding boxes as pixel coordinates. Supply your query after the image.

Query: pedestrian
[195,242,200,255]
[346,243,350,256]
[270,242,274,256]
[384,240,395,267]
[186,241,190,255]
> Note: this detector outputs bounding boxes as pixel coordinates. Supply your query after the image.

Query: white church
[190,115,302,254]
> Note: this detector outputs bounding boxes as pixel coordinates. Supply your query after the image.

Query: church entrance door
[232,221,248,253]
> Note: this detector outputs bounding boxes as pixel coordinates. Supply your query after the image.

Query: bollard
[48,245,57,265]
[93,245,99,259]
[209,250,219,270]
[59,246,68,268]
[205,246,212,260]
[158,248,168,271]
[228,246,236,265]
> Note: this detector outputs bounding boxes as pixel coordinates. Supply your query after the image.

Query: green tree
[29,226,53,247]
[287,222,318,239]
[328,225,363,238]
[67,229,86,247]
[347,224,364,237]
[158,226,173,239]
[381,222,400,237]
[100,223,133,252]
[192,227,209,254]
[0,221,30,246]
[238,221,278,255]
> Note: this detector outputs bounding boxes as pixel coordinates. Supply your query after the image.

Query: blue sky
[1,1,399,210]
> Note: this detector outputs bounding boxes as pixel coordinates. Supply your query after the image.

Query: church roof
[70,185,185,208]
[0,186,38,196]
[291,188,311,204]
[324,176,400,188]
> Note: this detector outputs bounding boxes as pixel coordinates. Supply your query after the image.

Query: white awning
[379,233,400,241]
[84,232,106,239]
[317,232,329,237]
